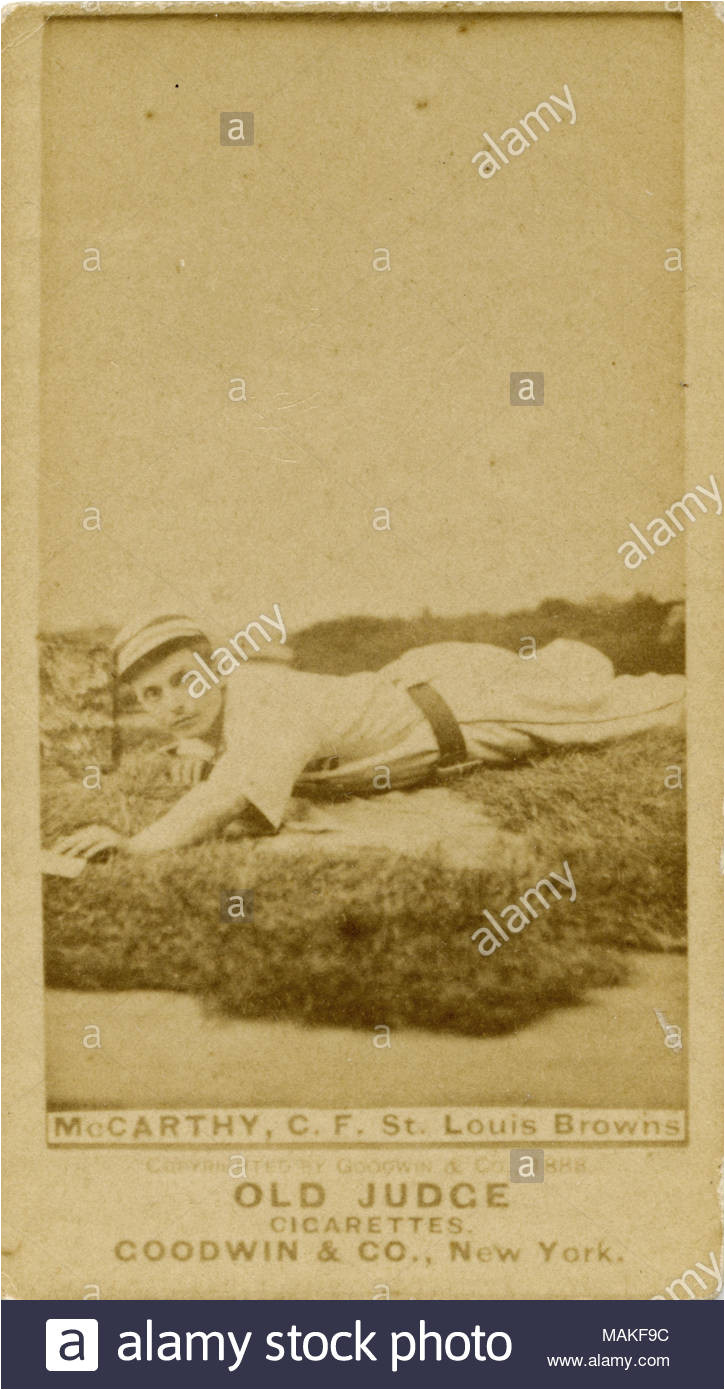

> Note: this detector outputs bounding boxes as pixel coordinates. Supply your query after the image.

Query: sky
[40,10,685,636]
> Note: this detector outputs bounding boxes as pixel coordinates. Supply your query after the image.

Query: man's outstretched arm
[127,775,251,855]
[51,777,253,861]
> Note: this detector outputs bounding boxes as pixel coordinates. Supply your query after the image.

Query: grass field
[43,725,686,1038]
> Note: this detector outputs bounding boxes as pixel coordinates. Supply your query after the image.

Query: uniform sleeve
[207,668,328,830]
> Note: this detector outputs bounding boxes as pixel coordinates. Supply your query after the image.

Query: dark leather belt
[406,681,470,770]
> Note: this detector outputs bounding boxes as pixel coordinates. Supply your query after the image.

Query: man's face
[130,647,223,740]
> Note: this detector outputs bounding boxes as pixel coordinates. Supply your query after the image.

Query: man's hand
[51,825,127,861]
[169,753,211,787]
[167,739,214,787]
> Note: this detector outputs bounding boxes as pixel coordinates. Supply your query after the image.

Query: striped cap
[112,612,209,678]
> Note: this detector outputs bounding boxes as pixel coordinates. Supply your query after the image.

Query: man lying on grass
[52,612,685,861]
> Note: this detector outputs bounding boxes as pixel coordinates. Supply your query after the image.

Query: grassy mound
[42,729,685,1037]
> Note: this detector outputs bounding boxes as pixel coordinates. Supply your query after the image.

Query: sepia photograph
[37,4,690,1123]
[4,0,721,1304]
[43,598,689,1119]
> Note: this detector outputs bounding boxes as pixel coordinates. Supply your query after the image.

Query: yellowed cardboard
[3,0,722,1300]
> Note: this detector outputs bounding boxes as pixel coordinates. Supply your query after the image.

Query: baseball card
[3,0,722,1307]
